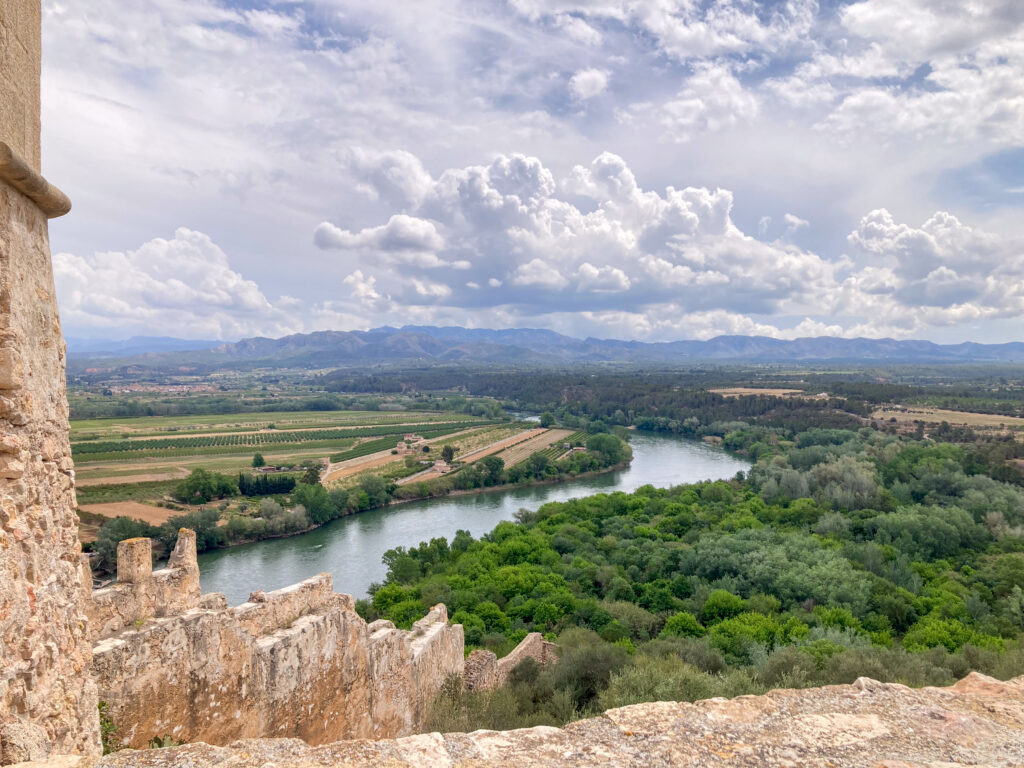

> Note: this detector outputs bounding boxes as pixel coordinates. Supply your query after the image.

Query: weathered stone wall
[464,632,558,691]
[87,532,201,641]
[0,1,40,169]
[87,554,464,751]
[24,672,1024,768]
[0,1,99,763]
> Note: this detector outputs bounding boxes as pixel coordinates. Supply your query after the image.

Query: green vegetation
[360,423,1024,731]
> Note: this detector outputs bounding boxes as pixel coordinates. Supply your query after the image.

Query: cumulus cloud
[42,0,1024,343]
[569,68,609,100]
[54,228,299,339]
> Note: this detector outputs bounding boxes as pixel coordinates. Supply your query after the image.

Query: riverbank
[196,433,752,604]
[194,457,633,552]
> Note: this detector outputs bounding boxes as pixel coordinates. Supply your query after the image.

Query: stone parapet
[86,531,200,641]
[88,567,464,751]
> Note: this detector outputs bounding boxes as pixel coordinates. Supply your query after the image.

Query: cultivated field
[71,410,504,503]
[710,388,809,398]
[396,426,546,485]
[872,407,1024,429]
[496,428,576,466]
[78,501,181,525]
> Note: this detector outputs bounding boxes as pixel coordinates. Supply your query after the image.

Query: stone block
[115,538,152,584]
[0,347,23,389]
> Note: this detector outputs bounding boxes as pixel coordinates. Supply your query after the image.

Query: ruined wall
[87,543,464,750]
[464,632,558,691]
[87,533,201,641]
[0,1,100,763]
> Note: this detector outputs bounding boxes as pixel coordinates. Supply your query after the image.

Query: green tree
[540,412,556,428]
[174,469,238,504]
[301,464,321,485]
[252,452,266,468]
[441,444,457,463]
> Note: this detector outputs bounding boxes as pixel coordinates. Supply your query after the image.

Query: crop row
[71,421,498,457]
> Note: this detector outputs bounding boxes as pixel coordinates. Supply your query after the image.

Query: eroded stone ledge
[22,672,1024,768]
[0,142,70,218]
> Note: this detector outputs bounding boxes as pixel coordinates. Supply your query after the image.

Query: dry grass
[710,387,807,398]
[78,501,181,525]
[872,407,1024,428]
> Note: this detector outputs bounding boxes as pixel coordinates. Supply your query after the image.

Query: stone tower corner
[0,0,100,763]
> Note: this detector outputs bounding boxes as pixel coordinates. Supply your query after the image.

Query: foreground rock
[18,672,1024,767]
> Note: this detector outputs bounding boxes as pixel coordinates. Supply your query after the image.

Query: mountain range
[64,326,1024,370]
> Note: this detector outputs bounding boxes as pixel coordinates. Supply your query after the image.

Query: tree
[252,452,266,468]
[540,412,556,428]
[174,469,238,504]
[441,444,457,463]
[301,465,321,485]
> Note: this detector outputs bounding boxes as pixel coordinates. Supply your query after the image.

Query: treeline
[237,473,296,496]
[88,434,632,570]
[360,423,1024,730]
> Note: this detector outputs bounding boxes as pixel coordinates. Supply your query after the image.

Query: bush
[701,590,746,624]
[660,611,706,638]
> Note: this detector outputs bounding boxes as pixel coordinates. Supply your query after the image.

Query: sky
[40,0,1024,343]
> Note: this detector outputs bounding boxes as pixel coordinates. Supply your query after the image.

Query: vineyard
[71,420,499,461]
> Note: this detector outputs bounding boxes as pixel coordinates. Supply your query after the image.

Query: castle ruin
[0,0,100,761]
[3,2,1024,766]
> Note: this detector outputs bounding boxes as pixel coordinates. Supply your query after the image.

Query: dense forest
[359,422,1024,730]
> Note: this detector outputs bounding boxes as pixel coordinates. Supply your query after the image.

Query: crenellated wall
[0,1,99,763]
[87,532,201,641]
[86,535,465,750]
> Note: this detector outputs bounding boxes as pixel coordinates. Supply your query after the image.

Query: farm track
[496,429,575,467]
[321,426,491,485]
[93,418,475,443]
[396,427,549,486]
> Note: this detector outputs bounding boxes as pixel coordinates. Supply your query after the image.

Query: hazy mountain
[66,336,221,359]
[67,326,1024,371]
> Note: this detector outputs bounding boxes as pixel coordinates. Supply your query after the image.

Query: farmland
[72,408,507,512]
[872,406,1024,429]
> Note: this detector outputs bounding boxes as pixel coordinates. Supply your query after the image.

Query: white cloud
[511,258,569,289]
[576,262,630,292]
[54,228,298,339]
[40,0,1024,344]
[569,68,609,100]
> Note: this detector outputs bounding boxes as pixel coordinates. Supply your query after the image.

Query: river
[196,432,751,604]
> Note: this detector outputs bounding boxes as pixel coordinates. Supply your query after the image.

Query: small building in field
[432,459,452,473]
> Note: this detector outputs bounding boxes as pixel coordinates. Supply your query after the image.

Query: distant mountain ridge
[67,326,1024,369]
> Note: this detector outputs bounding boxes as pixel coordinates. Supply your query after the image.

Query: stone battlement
[85,539,464,751]
[87,532,201,641]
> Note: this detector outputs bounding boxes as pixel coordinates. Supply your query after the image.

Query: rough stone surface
[87,532,200,641]
[19,672,1024,767]
[0,1,99,760]
[464,632,557,691]
[86,551,464,751]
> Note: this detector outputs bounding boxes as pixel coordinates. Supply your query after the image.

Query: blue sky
[40,0,1024,342]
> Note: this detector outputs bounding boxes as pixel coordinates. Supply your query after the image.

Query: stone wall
[87,532,201,641]
[87,544,464,750]
[0,1,99,763]
[463,632,558,691]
